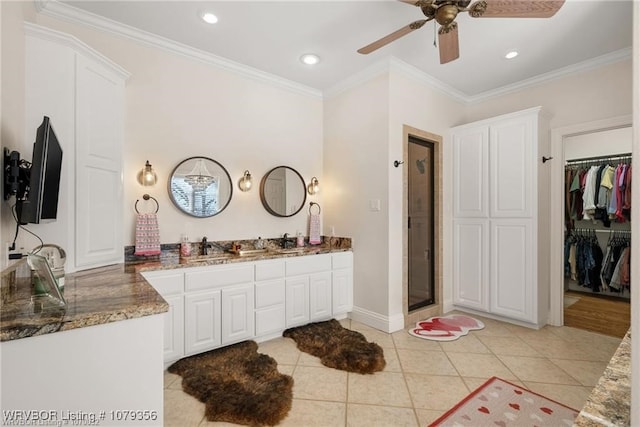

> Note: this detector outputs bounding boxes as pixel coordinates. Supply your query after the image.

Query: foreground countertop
[574,329,631,426]
[0,262,168,342]
[1,239,352,343]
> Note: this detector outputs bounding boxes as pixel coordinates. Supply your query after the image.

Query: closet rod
[565,152,632,164]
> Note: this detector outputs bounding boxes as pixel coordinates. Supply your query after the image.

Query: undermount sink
[272,247,307,254]
[185,253,234,264]
[228,248,269,256]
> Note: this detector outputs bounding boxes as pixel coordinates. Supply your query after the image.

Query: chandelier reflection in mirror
[168,157,233,218]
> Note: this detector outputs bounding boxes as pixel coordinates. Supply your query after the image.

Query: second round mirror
[260,166,306,217]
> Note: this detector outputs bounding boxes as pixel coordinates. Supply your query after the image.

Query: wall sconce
[238,170,253,192]
[307,177,319,195]
[137,160,158,186]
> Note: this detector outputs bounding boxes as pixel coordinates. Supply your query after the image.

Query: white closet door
[453,127,489,218]
[489,117,534,218]
[489,219,534,322]
[75,54,125,268]
[452,219,489,311]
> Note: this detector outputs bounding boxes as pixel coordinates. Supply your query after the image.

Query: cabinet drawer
[255,279,285,308]
[255,305,285,336]
[285,254,331,276]
[332,252,353,270]
[185,265,254,292]
[255,260,285,281]
[141,271,184,296]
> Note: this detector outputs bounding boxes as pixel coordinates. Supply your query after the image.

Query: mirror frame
[260,165,307,217]
[167,156,233,218]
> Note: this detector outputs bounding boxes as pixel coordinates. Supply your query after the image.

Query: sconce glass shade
[238,170,253,192]
[137,160,158,186]
[307,177,319,195]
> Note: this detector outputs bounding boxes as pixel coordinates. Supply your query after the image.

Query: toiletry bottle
[296,231,304,248]
[180,235,191,257]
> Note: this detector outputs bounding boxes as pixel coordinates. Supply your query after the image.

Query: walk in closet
[563,127,631,337]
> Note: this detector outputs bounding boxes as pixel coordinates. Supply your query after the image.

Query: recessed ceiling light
[505,50,519,60]
[201,12,218,24]
[300,53,320,65]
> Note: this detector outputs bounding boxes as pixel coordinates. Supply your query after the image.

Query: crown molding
[35,0,323,99]
[465,48,632,104]
[24,21,131,80]
[35,0,631,105]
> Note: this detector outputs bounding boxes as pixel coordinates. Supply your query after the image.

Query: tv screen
[19,116,63,224]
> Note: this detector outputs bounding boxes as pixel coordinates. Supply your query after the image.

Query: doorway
[408,136,435,311]
[548,115,633,330]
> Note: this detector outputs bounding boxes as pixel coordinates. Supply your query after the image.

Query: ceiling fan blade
[438,25,459,64]
[471,0,565,18]
[357,19,429,54]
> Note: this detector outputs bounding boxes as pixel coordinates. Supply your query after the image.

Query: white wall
[0,2,36,267]
[323,74,390,321]
[25,11,324,248]
[564,126,632,159]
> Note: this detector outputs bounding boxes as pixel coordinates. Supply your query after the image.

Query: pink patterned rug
[429,377,579,427]
[408,314,484,341]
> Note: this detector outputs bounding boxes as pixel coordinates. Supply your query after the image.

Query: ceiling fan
[357,0,565,64]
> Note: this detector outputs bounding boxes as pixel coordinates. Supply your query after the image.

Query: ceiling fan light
[300,53,320,65]
[201,12,218,24]
[505,50,519,59]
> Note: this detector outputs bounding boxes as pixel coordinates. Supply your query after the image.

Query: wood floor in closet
[564,291,630,338]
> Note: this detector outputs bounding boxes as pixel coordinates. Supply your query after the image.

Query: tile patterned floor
[163,313,622,426]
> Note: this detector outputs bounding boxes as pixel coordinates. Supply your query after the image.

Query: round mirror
[168,157,233,218]
[260,166,307,217]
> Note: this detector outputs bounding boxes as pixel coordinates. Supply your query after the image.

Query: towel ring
[135,194,159,214]
[309,202,321,215]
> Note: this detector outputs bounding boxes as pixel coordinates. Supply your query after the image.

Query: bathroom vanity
[140,245,353,365]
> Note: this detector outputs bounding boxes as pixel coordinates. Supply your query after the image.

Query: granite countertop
[0,261,168,342]
[0,237,352,343]
[130,238,352,273]
[574,329,631,426]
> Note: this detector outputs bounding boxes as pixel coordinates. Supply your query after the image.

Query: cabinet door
[75,54,125,269]
[285,276,309,327]
[255,279,286,336]
[332,269,353,315]
[185,290,221,355]
[163,295,184,362]
[452,219,489,311]
[221,284,255,345]
[309,272,332,321]
[489,117,534,218]
[453,127,489,218]
[490,219,534,322]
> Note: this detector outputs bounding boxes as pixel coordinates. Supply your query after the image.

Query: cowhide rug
[283,319,386,374]
[168,340,293,426]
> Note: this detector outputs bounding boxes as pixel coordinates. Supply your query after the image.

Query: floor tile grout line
[391,329,423,426]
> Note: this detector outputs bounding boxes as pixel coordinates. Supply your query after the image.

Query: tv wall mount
[4,148,30,201]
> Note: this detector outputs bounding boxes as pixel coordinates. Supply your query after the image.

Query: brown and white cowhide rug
[283,319,386,374]
[168,340,293,426]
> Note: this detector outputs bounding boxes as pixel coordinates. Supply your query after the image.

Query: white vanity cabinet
[332,252,354,315]
[254,260,286,336]
[285,254,332,327]
[451,107,550,327]
[141,270,185,363]
[142,251,353,364]
[184,264,254,355]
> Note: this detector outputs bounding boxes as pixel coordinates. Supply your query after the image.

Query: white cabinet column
[451,107,549,327]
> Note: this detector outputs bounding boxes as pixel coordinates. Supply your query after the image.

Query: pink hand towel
[309,213,321,245]
[134,213,161,256]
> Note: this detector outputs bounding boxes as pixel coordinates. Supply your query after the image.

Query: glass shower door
[408,136,435,311]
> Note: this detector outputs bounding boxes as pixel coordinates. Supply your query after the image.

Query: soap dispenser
[180,234,191,257]
[296,231,304,248]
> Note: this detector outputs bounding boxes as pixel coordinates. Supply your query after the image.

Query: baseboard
[350,306,405,333]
